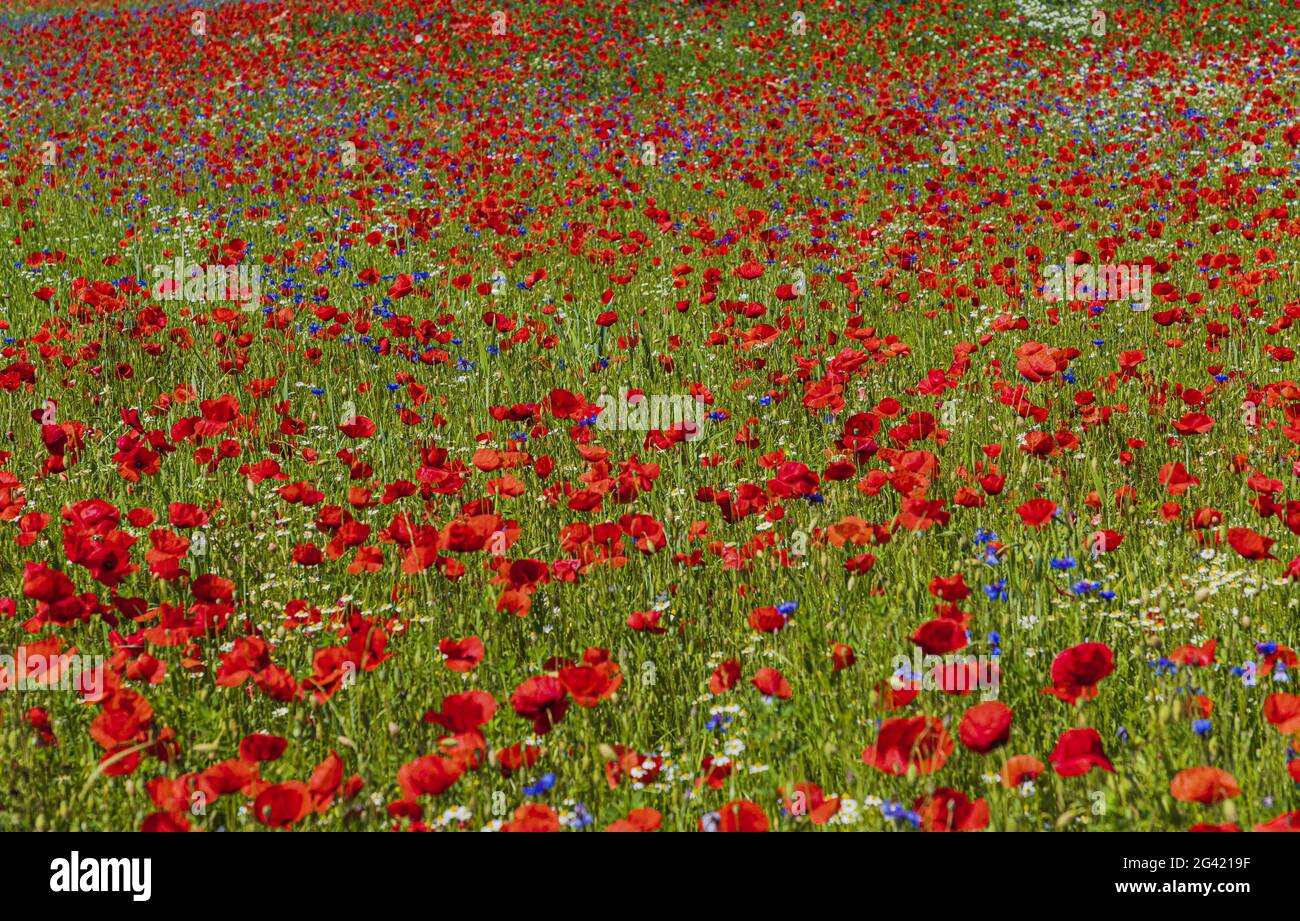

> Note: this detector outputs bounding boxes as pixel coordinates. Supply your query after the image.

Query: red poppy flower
[911,618,968,655]
[928,573,970,601]
[1015,341,1062,383]
[1170,767,1240,804]
[1264,693,1300,734]
[1045,642,1115,704]
[875,678,920,711]
[502,803,561,832]
[959,701,1013,753]
[863,716,954,776]
[423,690,498,733]
[1169,639,1217,667]
[254,781,312,829]
[196,759,259,803]
[604,807,662,832]
[1172,412,1214,435]
[439,636,485,672]
[1049,728,1114,777]
[713,800,768,832]
[780,783,841,825]
[913,788,990,832]
[141,813,191,833]
[1226,527,1276,561]
[895,497,949,531]
[751,666,792,699]
[308,751,348,812]
[709,658,742,694]
[386,274,413,299]
[627,609,666,633]
[495,744,543,777]
[748,605,788,633]
[338,415,377,438]
[1016,498,1057,528]
[559,662,623,707]
[1001,755,1046,787]
[239,733,288,763]
[396,753,464,799]
[1253,811,1300,832]
[509,675,570,734]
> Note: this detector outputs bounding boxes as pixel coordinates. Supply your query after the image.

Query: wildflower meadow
[2,0,1299,846]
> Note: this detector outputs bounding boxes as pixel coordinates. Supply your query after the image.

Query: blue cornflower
[1150,657,1178,677]
[881,800,907,820]
[984,578,1008,602]
[523,773,556,796]
[569,803,594,828]
[1192,719,1212,736]
[1050,556,1076,570]
[777,601,798,617]
[884,807,921,829]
